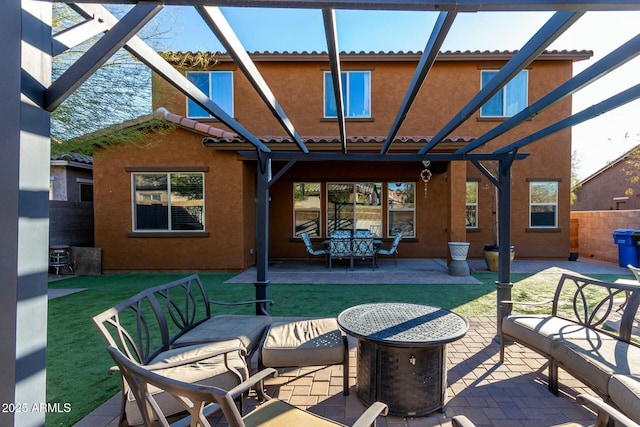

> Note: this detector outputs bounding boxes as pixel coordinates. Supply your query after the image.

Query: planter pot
[449,242,470,261]
[483,245,515,272]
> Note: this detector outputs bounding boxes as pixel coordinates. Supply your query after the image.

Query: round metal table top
[337,302,469,347]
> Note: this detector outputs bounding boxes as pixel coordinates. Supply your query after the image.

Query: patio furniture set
[92,271,640,427]
[302,230,402,270]
[500,272,640,426]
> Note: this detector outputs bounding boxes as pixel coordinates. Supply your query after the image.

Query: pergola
[3,1,640,425]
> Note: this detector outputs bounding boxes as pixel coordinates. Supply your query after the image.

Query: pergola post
[254,157,271,315]
[495,157,514,337]
[0,1,51,426]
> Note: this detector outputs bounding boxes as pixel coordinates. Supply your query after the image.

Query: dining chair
[300,232,328,266]
[376,232,402,267]
[106,345,389,427]
[329,235,352,270]
[352,236,376,270]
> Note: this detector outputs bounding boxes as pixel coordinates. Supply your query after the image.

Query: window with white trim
[387,182,415,237]
[132,173,204,231]
[186,71,233,118]
[530,181,558,228]
[324,71,371,118]
[293,182,321,237]
[466,181,478,228]
[480,70,528,117]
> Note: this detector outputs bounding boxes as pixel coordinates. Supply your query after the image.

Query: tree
[51,4,176,150]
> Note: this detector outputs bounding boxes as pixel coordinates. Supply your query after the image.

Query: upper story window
[186,71,233,118]
[480,70,528,118]
[530,181,558,228]
[466,181,478,228]
[132,172,204,232]
[324,71,371,118]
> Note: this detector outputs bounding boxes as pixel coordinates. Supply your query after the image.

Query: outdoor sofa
[500,273,640,423]
[92,274,273,426]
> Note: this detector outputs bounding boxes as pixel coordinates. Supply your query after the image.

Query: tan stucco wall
[94,55,577,271]
[571,210,640,263]
[93,128,252,271]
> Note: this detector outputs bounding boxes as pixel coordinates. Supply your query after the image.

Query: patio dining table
[325,231,382,269]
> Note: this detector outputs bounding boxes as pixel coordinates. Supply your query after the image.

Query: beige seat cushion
[243,398,342,427]
[125,340,246,426]
[172,314,272,352]
[502,315,615,355]
[261,318,345,367]
[551,338,640,397]
[609,374,640,423]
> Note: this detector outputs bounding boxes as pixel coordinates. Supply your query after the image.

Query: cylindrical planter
[448,242,470,261]
[483,246,515,272]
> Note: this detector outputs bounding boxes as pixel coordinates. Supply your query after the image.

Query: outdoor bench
[92,274,273,426]
[500,273,640,423]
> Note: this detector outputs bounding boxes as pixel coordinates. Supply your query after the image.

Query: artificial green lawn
[45,270,631,426]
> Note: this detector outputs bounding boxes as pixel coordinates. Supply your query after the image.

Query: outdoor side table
[337,302,468,416]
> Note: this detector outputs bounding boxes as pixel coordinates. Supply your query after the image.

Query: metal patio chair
[300,232,328,266]
[106,345,389,427]
[329,235,352,270]
[452,394,639,427]
[375,232,402,267]
[352,235,376,270]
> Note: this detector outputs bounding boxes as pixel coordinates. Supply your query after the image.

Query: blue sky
[156,7,640,179]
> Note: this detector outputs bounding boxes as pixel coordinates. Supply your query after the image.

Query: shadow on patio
[79,317,600,427]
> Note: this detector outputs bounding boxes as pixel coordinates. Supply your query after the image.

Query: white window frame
[186,71,234,118]
[480,69,528,118]
[387,182,416,238]
[131,172,205,232]
[529,181,558,228]
[466,181,478,229]
[323,71,371,118]
[293,182,322,237]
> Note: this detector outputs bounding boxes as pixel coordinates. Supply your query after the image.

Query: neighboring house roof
[50,153,93,170]
[162,49,593,65]
[577,143,640,187]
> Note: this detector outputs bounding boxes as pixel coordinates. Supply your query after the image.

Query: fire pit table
[337,302,468,416]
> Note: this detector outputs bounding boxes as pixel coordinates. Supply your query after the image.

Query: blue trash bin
[612,229,639,267]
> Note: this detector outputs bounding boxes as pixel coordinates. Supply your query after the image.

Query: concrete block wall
[570,210,640,263]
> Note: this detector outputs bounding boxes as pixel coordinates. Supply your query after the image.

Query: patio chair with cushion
[329,235,352,270]
[352,235,376,270]
[452,394,640,427]
[107,345,389,427]
[376,232,402,267]
[300,232,328,266]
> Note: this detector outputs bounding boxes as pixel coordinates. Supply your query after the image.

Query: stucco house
[92,49,591,272]
[572,144,640,211]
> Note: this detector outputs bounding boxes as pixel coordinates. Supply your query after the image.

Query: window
[293,182,321,237]
[387,183,415,237]
[132,173,204,231]
[79,183,93,202]
[186,71,233,118]
[466,182,478,228]
[324,71,371,118]
[480,70,528,117]
[530,181,558,228]
[327,183,381,236]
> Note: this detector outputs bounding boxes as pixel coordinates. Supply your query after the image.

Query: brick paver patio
[77,317,600,427]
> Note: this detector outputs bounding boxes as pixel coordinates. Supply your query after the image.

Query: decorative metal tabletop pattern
[338,303,468,346]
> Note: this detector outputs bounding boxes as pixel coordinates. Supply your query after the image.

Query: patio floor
[76,317,608,427]
[74,258,632,427]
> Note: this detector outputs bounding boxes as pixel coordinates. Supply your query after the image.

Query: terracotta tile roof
[163,49,593,65]
[203,135,474,150]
